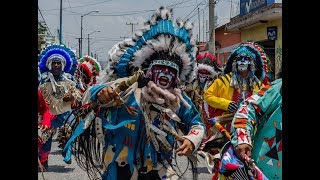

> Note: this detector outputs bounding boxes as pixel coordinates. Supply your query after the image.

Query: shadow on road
[45,165,75,173]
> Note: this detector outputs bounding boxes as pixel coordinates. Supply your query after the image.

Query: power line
[188,3,209,20]
[126,22,139,37]
[66,0,80,27]
[41,0,113,11]
[168,0,192,8]
[182,0,206,21]
[43,3,206,17]
[38,6,54,38]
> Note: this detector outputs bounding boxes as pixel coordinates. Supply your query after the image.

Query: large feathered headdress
[114,6,197,83]
[78,55,101,85]
[195,52,222,78]
[224,41,267,81]
[38,44,77,74]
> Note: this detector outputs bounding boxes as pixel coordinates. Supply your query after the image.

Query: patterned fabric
[64,81,204,180]
[230,78,282,179]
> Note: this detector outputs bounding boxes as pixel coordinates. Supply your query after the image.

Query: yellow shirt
[204,72,264,112]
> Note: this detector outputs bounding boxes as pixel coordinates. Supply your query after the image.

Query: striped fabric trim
[233,118,248,129]
[258,84,271,96]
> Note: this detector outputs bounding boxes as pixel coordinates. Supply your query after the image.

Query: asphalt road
[38,139,212,180]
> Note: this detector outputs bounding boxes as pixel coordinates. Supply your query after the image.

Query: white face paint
[198,72,210,83]
[152,65,177,89]
[236,57,251,72]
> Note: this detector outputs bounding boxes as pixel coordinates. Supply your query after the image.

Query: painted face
[51,60,62,74]
[152,65,177,89]
[198,69,211,84]
[236,56,251,72]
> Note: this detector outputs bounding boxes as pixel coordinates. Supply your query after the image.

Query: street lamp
[88,30,100,56]
[80,10,99,57]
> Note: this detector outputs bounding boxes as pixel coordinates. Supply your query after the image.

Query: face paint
[51,60,62,74]
[236,56,251,72]
[198,69,211,84]
[152,65,177,89]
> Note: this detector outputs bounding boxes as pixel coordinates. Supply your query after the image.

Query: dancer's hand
[146,81,181,110]
[234,143,252,161]
[174,137,194,156]
[97,87,116,104]
[40,125,49,132]
[63,94,75,102]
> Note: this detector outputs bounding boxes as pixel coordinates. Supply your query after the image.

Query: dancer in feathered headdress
[201,41,269,177]
[63,6,205,180]
[75,55,102,92]
[96,39,133,84]
[185,52,222,121]
[38,44,82,169]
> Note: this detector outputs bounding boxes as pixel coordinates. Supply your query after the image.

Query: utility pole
[208,0,216,54]
[203,10,205,42]
[59,0,62,44]
[198,8,200,42]
[87,30,100,56]
[230,0,233,20]
[80,10,99,57]
[80,16,84,57]
[206,20,208,41]
[76,37,81,58]
[57,29,60,45]
[126,22,138,37]
[88,35,90,56]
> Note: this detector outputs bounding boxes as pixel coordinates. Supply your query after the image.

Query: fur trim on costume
[115,6,197,83]
[195,63,218,78]
[195,52,222,78]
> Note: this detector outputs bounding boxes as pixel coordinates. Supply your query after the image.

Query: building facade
[215,25,241,67]
[226,1,282,80]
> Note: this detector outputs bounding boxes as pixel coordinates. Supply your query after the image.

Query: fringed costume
[63,7,205,180]
[185,53,222,138]
[38,44,82,167]
[201,41,270,177]
[218,78,282,179]
[38,89,55,170]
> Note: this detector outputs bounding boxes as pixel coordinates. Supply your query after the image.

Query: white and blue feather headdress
[38,44,78,74]
[115,6,197,83]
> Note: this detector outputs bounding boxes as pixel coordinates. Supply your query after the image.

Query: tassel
[150,124,167,137]
[95,117,105,146]
[83,110,95,129]
[151,104,182,123]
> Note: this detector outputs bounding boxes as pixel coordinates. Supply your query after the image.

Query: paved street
[38,139,212,180]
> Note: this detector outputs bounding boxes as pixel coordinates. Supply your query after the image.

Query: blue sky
[38,0,241,63]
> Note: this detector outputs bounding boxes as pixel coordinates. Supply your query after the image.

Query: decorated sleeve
[230,101,257,147]
[204,77,232,111]
[178,93,205,153]
[230,82,281,147]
